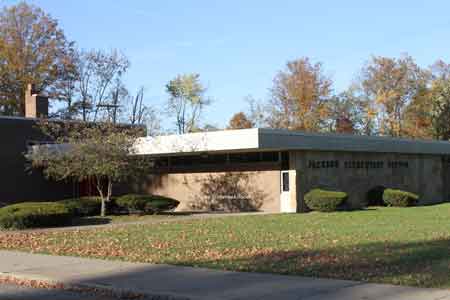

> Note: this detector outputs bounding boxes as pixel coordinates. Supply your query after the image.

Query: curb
[0,272,192,300]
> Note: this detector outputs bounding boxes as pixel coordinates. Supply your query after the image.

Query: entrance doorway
[280,171,293,212]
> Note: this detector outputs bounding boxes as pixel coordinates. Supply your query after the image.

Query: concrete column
[288,151,298,213]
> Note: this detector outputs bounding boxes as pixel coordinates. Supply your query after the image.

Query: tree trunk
[107,178,113,205]
[100,198,106,217]
[95,176,107,217]
[94,176,114,217]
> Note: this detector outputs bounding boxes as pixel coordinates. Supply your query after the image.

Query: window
[167,151,281,166]
[282,171,289,192]
[281,152,289,170]
[229,152,260,163]
[261,151,279,162]
[170,154,228,166]
[153,157,169,168]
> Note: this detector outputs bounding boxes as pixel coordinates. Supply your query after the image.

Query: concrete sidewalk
[0,250,449,300]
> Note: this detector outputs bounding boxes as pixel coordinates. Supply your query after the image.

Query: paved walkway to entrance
[1,250,449,300]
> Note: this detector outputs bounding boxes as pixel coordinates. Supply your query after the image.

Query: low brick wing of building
[134,128,450,213]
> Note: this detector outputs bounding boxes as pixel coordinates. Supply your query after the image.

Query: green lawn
[1,204,450,288]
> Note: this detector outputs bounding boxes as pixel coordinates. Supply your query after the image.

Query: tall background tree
[0,1,159,132]
[49,46,80,119]
[53,48,157,128]
[122,87,160,135]
[359,55,429,137]
[76,49,130,122]
[239,95,269,128]
[427,60,450,140]
[268,57,332,131]
[229,54,450,141]
[401,86,433,139]
[327,90,363,134]
[0,2,76,116]
[165,73,210,134]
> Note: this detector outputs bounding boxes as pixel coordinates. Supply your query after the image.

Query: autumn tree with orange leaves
[427,60,450,140]
[0,2,77,116]
[228,112,254,129]
[268,57,332,132]
[359,55,429,137]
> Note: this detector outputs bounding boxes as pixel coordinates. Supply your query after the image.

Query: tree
[122,87,160,136]
[327,88,370,135]
[402,86,433,139]
[77,49,130,121]
[245,96,268,128]
[0,2,76,116]
[228,112,254,129]
[335,117,355,134]
[359,55,428,137]
[165,73,210,134]
[268,57,332,131]
[429,81,450,140]
[49,46,81,119]
[26,121,147,216]
[105,78,128,124]
[51,48,154,127]
[128,87,147,125]
[426,60,450,140]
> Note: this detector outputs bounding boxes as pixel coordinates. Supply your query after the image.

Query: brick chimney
[25,84,48,118]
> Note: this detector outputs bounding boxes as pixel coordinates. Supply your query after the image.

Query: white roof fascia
[134,128,260,156]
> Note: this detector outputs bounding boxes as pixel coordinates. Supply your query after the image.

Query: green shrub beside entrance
[383,189,419,207]
[116,194,180,214]
[304,189,348,212]
[0,202,72,230]
[58,197,102,216]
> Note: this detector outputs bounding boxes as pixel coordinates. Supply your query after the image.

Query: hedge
[116,194,180,214]
[304,188,348,212]
[58,197,102,217]
[367,186,386,206]
[383,189,419,207]
[0,202,72,230]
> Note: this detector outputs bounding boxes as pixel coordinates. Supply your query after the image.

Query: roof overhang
[134,128,261,156]
[134,128,450,156]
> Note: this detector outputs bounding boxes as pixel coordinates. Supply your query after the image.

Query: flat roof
[134,128,450,156]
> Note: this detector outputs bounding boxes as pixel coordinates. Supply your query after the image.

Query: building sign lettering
[344,160,384,169]
[307,160,339,169]
[307,160,409,169]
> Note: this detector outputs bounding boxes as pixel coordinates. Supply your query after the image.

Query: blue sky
[3,0,450,128]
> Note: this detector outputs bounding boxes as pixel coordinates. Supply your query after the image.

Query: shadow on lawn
[69,217,111,226]
[2,239,450,299]
[179,238,450,288]
[13,238,447,299]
